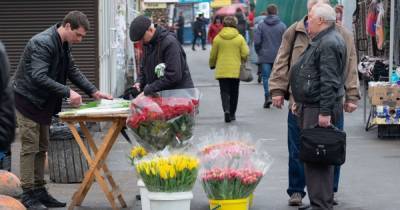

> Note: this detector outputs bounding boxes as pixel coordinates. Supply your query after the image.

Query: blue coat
[254,15,287,64]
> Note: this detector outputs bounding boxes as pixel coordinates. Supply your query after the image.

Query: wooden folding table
[59,114,128,210]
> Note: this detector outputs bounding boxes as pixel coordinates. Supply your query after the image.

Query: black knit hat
[129,15,151,42]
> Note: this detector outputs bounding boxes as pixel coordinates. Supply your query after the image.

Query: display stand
[59,114,128,210]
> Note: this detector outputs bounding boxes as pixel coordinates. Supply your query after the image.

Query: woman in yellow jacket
[209,16,249,123]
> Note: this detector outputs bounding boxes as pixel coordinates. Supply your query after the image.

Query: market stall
[359,0,400,138]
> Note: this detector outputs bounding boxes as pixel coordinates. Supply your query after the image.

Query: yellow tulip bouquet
[135,154,199,192]
[129,146,148,166]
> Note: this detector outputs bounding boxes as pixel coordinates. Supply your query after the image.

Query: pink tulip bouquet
[197,129,273,200]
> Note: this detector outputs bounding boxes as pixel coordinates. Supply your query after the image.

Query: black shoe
[192,46,196,51]
[224,112,231,123]
[21,190,47,210]
[34,187,66,208]
[136,194,141,200]
[263,96,272,109]
[298,204,312,210]
[257,75,261,83]
[230,114,236,121]
[333,193,338,205]
[202,47,206,50]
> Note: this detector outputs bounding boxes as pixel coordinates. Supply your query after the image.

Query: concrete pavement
[9,45,400,210]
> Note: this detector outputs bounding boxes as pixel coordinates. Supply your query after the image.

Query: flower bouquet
[126,88,200,151]
[197,129,272,209]
[135,153,199,192]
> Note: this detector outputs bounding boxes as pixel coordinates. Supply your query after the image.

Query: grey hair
[311,3,337,24]
[307,0,330,11]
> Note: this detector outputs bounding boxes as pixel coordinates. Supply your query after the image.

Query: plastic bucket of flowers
[135,153,199,210]
[129,146,150,210]
[197,129,273,210]
[126,88,200,152]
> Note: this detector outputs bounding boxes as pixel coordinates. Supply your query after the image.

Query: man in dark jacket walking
[176,11,185,44]
[254,4,286,108]
[289,3,347,210]
[191,14,207,51]
[0,42,15,172]
[12,11,112,209]
[129,15,194,96]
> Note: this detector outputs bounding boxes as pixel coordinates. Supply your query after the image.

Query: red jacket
[208,23,223,43]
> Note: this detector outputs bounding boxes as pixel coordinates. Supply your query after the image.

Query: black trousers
[218,78,240,116]
[192,33,205,48]
[299,103,343,210]
[177,29,184,44]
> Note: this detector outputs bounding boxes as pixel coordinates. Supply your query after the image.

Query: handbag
[239,60,253,82]
[299,126,346,165]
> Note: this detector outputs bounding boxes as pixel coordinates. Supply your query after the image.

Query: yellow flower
[169,167,176,178]
[130,146,147,159]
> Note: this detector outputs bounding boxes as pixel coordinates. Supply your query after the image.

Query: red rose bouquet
[126,88,200,151]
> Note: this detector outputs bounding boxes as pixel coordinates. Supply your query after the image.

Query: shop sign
[144,0,179,3]
[210,0,231,8]
[144,3,167,8]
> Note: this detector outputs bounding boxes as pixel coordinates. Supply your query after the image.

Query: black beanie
[129,15,151,42]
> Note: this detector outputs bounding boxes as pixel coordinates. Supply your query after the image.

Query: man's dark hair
[266,4,278,15]
[62,11,90,31]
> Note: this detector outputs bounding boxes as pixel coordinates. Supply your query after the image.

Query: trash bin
[48,123,90,183]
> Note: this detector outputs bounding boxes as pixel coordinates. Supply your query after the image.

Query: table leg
[79,122,127,208]
[67,120,125,210]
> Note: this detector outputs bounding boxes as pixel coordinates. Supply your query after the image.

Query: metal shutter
[0,0,98,101]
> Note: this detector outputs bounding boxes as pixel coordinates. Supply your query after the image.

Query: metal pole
[389,0,395,77]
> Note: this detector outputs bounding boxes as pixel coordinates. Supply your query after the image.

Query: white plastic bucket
[137,179,150,210]
[147,191,193,210]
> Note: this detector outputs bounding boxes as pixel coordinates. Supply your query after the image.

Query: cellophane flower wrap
[134,152,199,192]
[126,88,200,152]
[197,128,273,200]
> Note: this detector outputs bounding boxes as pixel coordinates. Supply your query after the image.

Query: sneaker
[34,187,66,208]
[288,192,303,206]
[21,190,47,210]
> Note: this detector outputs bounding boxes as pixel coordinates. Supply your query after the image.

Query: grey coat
[254,15,286,64]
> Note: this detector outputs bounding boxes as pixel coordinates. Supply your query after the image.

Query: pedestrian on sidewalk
[176,11,185,44]
[254,4,286,108]
[289,4,347,209]
[0,42,15,172]
[235,8,247,41]
[12,11,113,209]
[207,15,223,44]
[192,13,207,51]
[129,15,194,96]
[209,16,249,123]
[269,0,360,207]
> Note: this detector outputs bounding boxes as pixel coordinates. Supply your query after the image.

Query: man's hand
[133,83,141,92]
[91,91,113,100]
[69,89,82,107]
[272,96,284,109]
[318,114,331,127]
[344,101,357,113]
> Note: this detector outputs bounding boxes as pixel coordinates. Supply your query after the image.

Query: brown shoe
[288,192,303,206]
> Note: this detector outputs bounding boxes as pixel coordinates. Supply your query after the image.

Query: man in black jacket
[0,42,15,172]
[129,15,194,96]
[12,11,112,209]
[191,14,207,51]
[290,3,346,210]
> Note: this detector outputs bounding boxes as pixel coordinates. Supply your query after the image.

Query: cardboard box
[369,84,400,106]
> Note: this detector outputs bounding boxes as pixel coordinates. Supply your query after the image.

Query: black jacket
[12,24,97,112]
[0,42,15,151]
[192,18,206,35]
[137,26,194,95]
[290,25,347,115]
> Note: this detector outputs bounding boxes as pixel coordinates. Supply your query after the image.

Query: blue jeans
[287,111,343,197]
[261,63,273,97]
